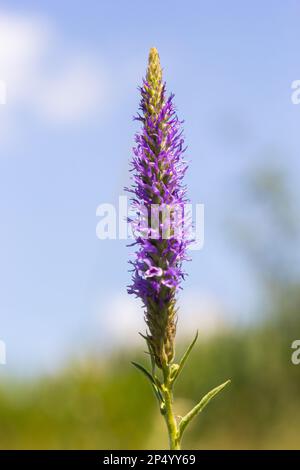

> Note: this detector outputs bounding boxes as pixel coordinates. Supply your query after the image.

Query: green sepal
[178,379,231,439]
[171,330,199,384]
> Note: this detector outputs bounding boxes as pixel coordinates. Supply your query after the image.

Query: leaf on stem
[171,330,199,383]
[131,361,164,405]
[178,379,231,439]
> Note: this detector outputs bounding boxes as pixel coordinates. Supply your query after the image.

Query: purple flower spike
[127,49,230,453]
[126,48,191,368]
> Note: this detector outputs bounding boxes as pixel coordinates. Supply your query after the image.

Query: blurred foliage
[0,290,299,450]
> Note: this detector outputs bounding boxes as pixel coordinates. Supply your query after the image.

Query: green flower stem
[132,334,230,450]
[161,364,180,450]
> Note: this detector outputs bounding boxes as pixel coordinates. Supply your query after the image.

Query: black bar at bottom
[0,450,298,466]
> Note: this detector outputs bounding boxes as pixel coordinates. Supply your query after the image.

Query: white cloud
[0,11,109,135]
[178,290,229,338]
[35,57,107,124]
[96,290,229,351]
[0,13,49,100]
[98,295,145,348]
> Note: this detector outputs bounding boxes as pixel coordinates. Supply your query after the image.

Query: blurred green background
[0,294,299,449]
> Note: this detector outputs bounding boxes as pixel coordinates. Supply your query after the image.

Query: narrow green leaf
[131,361,164,404]
[131,361,155,385]
[171,330,199,383]
[178,379,231,439]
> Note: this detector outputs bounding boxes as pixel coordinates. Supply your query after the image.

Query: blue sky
[0,0,299,373]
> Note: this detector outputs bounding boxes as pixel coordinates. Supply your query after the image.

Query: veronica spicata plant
[126,47,230,450]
